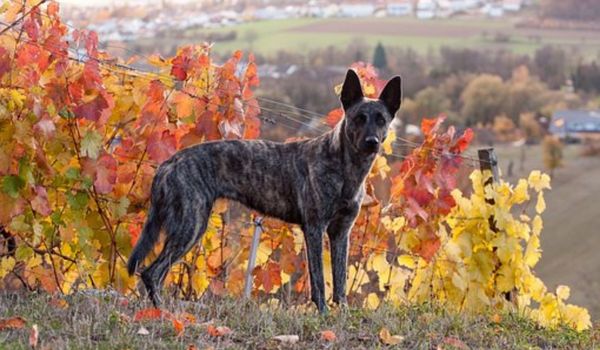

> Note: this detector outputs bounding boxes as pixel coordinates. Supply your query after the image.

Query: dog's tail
[127,205,161,275]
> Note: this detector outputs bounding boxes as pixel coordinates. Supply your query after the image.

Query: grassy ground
[0,292,598,349]
[161,17,600,57]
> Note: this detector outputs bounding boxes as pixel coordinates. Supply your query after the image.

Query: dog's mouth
[360,143,380,155]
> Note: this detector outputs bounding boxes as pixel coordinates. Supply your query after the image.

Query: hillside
[494,144,600,319]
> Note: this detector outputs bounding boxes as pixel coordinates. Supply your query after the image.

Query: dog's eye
[376,114,386,126]
[356,113,367,124]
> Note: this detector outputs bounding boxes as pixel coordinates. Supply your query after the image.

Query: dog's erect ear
[340,69,364,111]
[379,76,402,117]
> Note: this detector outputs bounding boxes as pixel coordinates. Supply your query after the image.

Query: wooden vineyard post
[478,148,499,186]
[244,216,263,298]
[478,147,499,231]
[478,148,514,302]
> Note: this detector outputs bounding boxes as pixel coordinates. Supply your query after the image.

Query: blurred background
[59,0,599,317]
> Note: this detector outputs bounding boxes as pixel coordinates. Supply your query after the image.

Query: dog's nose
[364,136,379,147]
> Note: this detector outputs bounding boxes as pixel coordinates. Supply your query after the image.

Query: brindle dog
[127,69,402,313]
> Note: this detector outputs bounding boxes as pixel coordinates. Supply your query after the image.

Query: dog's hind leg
[141,203,212,306]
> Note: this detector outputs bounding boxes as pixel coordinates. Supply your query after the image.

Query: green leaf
[80,130,103,159]
[65,167,80,181]
[58,107,74,119]
[2,175,25,198]
[67,191,89,210]
[15,245,34,260]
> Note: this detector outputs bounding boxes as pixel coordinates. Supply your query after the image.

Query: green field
[176,17,600,57]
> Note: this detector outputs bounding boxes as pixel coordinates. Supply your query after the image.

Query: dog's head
[340,69,401,155]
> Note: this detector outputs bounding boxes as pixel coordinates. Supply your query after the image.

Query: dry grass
[0,291,598,349]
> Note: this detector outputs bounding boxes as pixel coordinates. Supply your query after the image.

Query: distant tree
[493,115,517,142]
[506,66,551,122]
[542,135,563,178]
[519,113,544,144]
[414,87,451,121]
[460,74,508,125]
[572,61,600,93]
[534,46,567,89]
[372,42,388,71]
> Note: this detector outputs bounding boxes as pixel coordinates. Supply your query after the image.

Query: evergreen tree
[373,42,388,71]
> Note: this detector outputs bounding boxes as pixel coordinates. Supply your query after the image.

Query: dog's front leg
[303,224,327,314]
[327,210,358,305]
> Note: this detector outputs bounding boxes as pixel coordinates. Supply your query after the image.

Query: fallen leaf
[0,316,26,331]
[173,318,185,336]
[49,297,69,309]
[137,326,150,335]
[186,345,199,350]
[133,308,172,322]
[320,330,336,342]
[491,313,502,324]
[206,325,232,337]
[438,336,469,350]
[379,327,404,345]
[177,312,197,325]
[29,325,39,349]
[272,335,299,344]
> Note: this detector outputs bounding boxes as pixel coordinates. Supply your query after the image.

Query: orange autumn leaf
[173,318,185,336]
[206,325,232,337]
[133,308,172,322]
[320,330,336,342]
[0,316,26,331]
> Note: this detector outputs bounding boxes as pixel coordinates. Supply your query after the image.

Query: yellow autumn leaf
[382,130,396,155]
[528,170,551,191]
[556,285,570,300]
[563,304,592,332]
[363,84,376,96]
[365,292,380,310]
[0,256,16,278]
[512,179,530,204]
[536,191,546,214]
[379,327,404,345]
[451,272,467,292]
[397,254,416,269]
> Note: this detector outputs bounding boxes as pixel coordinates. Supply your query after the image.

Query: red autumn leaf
[147,129,177,163]
[196,111,221,141]
[94,154,117,194]
[133,308,172,322]
[0,316,26,331]
[416,237,441,262]
[0,47,11,78]
[252,262,282,293]
[31,185,51,216]
[325,108,344,128]
[23,8,41,41]
[451,128,474,153]
[74,93,109,122]
[171,51,191,81]
[139,80,166,127]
